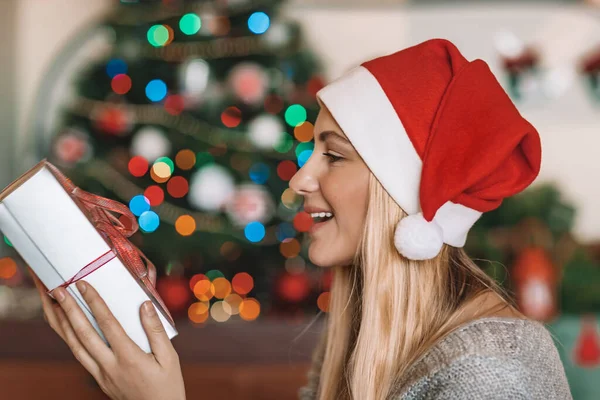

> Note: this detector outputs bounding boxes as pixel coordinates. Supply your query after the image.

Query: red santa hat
[315,38,542,261]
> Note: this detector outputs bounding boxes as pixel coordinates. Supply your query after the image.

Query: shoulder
[393,317,572,400]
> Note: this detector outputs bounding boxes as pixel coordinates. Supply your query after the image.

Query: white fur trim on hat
[316,66,484,260]
[394,202,483,260]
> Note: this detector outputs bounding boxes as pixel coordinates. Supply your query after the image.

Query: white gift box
[0,160,178,353]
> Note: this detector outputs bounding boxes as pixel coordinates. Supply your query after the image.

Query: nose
[289,158,319,196]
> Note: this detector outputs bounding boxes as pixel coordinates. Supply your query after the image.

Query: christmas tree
[40,0,327,322]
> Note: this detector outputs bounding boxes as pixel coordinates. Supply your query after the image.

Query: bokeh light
[295,141,314,157]
[249,163,269,184]
[129,195,150,216]
[284,104,307,127]
[156,156,175,173]
[175,215,196,236]
[298,149,313,167]
[106,59,127,78]
[294,121,314,142]
[167,176,189,198]
[139,211,160,233]
[189,273,208,291]
[281,188,301,209]
[175,149,196,170]
[248,12,270,34]
[111,74,132,95]
[293,211,313,232]
[193,279,214,302]
[180,13,201,35]
[264,94,284,114]
[188,302,210,324]
[210,301,232,322]
[211,277,232,299]
[221,106,242,128]
[206,269,225,281]
[144,185,164,206]
[317,292,331,312]
[239,298,261,321]
[224,293,243,315]
[128,156,149,177]
[244,221,265,242]
[274,134,294,153]
[147,24,171,47]
[280,238,301,259]
[277,160,297,181]
[165,94,185,115]
[276,222,296,242]
[232,272,254,295]
[151,162,171,183]
[196,151,214,168]
[0,257,17,279]
[145,79,168,102]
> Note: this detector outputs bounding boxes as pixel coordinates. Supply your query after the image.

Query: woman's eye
[322,152,343,163]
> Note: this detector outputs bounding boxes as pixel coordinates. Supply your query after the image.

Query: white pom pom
[394,213,444,261]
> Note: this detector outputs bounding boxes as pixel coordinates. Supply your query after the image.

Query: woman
[31,38,572,399]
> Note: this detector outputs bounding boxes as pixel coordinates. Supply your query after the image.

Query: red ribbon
[43,161,175,327]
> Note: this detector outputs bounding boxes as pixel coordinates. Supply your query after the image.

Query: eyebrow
[317,130,351,145]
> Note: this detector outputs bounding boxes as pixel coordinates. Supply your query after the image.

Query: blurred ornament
[130,126,172,163]
[225,183,275,227]
[179,58,211,105]
[156,275,192,313]
[52,127,93,166]
[247,114,284,149]
[512,247,558,322]
[228,62,269,105]
[572,314,600,368]
[495,31,572,105]
[275,270,311,303]
[91,104,135,136]
[263,21,291,49]
[579,45,600,104]
[188,164,235,211]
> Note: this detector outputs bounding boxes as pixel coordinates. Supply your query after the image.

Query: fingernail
[144,301,156,316]
[53,288,66,302]
[77,281,87,294]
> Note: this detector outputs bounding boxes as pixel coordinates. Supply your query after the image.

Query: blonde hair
[312,173,517,400]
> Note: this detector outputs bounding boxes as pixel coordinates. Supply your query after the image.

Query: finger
[147,263,157,288]
[54,305,102,379]
[52,285,115,366]
[75,280,140,357]
[140,300,176,365]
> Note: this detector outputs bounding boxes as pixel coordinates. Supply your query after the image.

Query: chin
[308,242,354,268]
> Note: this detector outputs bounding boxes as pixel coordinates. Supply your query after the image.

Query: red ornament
[293,211,313,232]
[276,271,311,303]
[54,133,89,164]
[156,276,192,313]
[93,106,133,136]
[573,315,600,368]
[512,247,558,322]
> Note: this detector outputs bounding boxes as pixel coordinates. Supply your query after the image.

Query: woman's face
[289,105,371,267]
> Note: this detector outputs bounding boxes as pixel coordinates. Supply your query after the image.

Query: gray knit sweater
[298,316,573,399]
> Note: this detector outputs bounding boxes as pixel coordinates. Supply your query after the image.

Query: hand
[29,268,186,400]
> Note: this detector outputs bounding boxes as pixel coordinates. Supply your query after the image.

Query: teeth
[310,212,333,218]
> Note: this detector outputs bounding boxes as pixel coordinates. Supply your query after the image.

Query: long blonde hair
[312,173,517,400]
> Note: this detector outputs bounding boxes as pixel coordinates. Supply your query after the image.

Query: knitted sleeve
[396,354,571,400]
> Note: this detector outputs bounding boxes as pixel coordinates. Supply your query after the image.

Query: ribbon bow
[44,161,175,327]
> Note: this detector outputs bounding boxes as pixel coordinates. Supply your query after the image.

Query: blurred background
[1,0,600,398]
